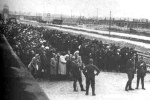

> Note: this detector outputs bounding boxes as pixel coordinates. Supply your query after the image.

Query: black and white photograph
[1,0,150,100]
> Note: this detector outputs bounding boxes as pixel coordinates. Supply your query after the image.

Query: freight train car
[52,19,63,25]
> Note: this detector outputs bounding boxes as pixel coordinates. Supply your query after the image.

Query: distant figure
[74,50,83,69]
[125,55,135,91]
[50,53,58,75]
[58,52,67,75]
[65,50,73,78]
[83,58,100,96]
[40,51,48,78]
[28,54,40,78]
[135,56,147,90]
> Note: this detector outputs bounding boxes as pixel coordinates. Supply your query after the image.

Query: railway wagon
[52,19,63,25]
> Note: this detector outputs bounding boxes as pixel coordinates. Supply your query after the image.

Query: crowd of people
[1,20,148,95]
[2,22,139,79]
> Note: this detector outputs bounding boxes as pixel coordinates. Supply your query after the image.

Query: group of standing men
[69,50,100,96]
[28,49,101,96]
[125,54,147,91]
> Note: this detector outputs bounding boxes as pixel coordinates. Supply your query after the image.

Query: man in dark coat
[83,58,100,96]
[125,55,135,91]
[71,56,85,92]
[40,51,49,78]
[135,56,147,90]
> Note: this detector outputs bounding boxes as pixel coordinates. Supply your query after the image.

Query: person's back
[126,58,135,74]
[85,64,99,78]
[83,58,100,96]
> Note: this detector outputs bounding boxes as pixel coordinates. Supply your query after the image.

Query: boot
[125,82,129,91]
[142,78,145,90]
[85,92,88,95]
[80,84,86,91]
[81,88,85,91]
[129,83,134,90]
[74,88,78,92]
[86,85,89,95]
[92,86,96,96]
[136,78,139,89]
[73,82,77,92]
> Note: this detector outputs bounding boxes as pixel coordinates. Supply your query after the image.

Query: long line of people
[3,23,138,79]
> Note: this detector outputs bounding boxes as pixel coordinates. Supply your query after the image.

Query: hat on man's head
[140,56,143,60]
[71,56,75,60]
[74,50,79,55]
[89,58,93,63]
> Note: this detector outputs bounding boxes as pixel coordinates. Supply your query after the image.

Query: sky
[0,0,150,19]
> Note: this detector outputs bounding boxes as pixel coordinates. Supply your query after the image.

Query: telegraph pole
[79,13,81,25]
[109,11,111,37]
[71,10,72,19]
[97,8,98,20]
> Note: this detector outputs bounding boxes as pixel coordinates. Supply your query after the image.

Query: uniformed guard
[83,58,100,96]
[71,56,85,92]
[125,55,135,91]
[135,56,147,90]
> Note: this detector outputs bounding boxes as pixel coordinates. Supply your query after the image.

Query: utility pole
[79,13,81,25]
[60,14,62,28]
[71,10,72,24]
[109,11,111,37]
[97,8,98,20]
[71,10,72,19]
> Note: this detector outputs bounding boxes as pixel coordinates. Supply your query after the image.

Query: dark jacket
[71,61,82,78]
[126,59,135,75]
[83,64,100,78]
[136,60,147,76]
[126,59,135,79]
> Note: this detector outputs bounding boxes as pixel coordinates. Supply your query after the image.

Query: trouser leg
[78,77,85,91]
[125,74,132,91]
[129,74,134,89]
[136,76,140,88]
[125,81,129,91]
[141,76,145,89]
[73,78,77,91]
[129,79,133,89]
[66,62,70,77]
[86,78,90,94]
[91,78,95,95]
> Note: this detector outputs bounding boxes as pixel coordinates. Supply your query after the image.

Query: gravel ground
[38,72,150,100]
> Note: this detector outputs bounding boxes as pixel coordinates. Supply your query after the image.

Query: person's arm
[143,62,147,73]
[60,56,66,64]
[50,58,55,67]
[94,65,100,75]
[78,56,82,66]
[83,66,87,76]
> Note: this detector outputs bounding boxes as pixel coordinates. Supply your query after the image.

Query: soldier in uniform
[71,56,85,92]
[135,56,147,90]
[125,55,135,91]
[83,58,100,96]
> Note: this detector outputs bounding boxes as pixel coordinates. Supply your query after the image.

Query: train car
[52,19,63,25]
[7,17,18,24]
